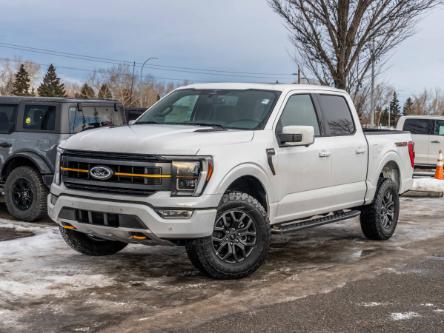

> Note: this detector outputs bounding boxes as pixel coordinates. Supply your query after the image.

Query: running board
[272,210,361,234]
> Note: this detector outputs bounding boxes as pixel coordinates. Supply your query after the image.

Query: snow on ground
[411,177,444,192]
[1,196,444,332]
[390,312,421,321]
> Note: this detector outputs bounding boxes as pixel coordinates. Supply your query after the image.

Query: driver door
[274,93,333,223]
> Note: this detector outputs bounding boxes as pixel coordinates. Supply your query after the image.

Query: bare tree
[269,0,440,96]
[89,65,184,108]
[412,88,444,115]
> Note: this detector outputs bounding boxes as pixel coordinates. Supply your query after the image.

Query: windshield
[69,105,125,133]
[135,89,281,130]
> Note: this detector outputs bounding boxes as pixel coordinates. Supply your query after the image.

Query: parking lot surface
[0,197,443,333]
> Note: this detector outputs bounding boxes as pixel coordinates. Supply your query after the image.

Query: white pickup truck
[48,83,414,279]
[396,115,444,167]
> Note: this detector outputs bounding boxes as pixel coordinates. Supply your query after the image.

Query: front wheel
[59,227,128,256]
[4,166,48,221]
[186,192,270,279]
[360,179,400,240]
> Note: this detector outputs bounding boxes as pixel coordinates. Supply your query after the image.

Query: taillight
[408,141,415,168]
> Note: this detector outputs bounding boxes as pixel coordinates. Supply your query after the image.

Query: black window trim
[314,93,357,137]
[0,103,18,134]
[274,92,324,147]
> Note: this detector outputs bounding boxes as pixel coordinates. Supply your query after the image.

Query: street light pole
[140,57,159,81]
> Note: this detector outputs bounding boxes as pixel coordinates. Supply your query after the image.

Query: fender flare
[215,162,276,203]
[375,151,402,183]
[366,150,402,202]
[2,151,53,178]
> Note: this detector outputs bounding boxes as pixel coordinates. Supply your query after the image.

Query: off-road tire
[60,227,128,256]
[185,192,270,279]
[4,166,48,222]
[360,178,399,240]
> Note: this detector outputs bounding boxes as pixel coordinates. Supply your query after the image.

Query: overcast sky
[1,0,443,102]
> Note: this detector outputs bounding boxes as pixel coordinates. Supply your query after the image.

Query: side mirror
[128,120,136,125]
[278,126,315,146]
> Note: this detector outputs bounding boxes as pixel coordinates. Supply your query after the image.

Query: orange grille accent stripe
[114,172,171,179]
[61,167,89,173]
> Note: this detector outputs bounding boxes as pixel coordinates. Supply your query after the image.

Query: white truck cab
[49,83,414,279]
[397,115,444,166]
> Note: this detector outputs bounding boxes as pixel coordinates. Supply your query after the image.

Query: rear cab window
[0,104,18,133]
[317,95,355,136]
[403,119,433,135]
[23,105,56,131]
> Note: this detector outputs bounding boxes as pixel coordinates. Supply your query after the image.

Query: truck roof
[0,96,120,104]
[399,115,444,120]
[180,83,346,94]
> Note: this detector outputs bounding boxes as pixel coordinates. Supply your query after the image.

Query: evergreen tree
[12,64,32,96]
[98,84,112,99]
[389,91,402,126]
[37,64,66,97]
[380,107,389,127]
[403,97,414,115]
[78,83,95,99]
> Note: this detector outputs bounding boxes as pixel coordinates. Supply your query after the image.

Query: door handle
[0,142,11,148]
[355,148,366,154]
[431,140,440,144]
[319,151,331,158]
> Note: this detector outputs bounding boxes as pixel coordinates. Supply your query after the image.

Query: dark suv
[0,96,126,221]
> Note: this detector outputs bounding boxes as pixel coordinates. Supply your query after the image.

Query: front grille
[59,207,147,229]
[61,150,172,195]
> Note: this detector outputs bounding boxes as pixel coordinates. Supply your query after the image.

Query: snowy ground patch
[390,312,421,321]
[411,178,444,192]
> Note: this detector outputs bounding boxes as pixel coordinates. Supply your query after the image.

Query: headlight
[171,157,213,196]
[53,147,63,185]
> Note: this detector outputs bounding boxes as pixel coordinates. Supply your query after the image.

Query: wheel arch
[1,152,52,181]
[366,150,403,203]
[216,163,273,212]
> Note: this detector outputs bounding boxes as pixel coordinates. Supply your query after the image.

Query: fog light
[156,209,193,219]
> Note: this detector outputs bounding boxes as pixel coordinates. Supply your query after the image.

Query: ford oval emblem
[90,165,114,181]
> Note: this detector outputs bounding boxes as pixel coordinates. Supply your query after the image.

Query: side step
[272,210,361,234]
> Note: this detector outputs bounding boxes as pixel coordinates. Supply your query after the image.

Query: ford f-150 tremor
[48,83,414,279]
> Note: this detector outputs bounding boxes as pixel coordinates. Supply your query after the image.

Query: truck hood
[61,124,254,155]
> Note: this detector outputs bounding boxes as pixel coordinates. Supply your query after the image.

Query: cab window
[434,120,444,136]
[403,119,433,135]
[0,104,17,133]
[277,94,320,136]
[317,95,355,136]
[23,105,56,131]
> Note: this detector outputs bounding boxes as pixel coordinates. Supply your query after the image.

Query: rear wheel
[360,179,399,240]
[186,192,270,279]
[59,227,128,256]
[4,166,48,221]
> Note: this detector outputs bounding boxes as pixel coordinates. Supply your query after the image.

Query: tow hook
[130,233,148,241]
[62,223,77,230]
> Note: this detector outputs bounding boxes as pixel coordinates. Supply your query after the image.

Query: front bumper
[48,193,217,243]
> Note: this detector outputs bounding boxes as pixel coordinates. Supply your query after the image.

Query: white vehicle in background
[49,83,414,279]
[397,116,444,167]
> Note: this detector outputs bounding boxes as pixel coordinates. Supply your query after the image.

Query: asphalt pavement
[0,197,443,333]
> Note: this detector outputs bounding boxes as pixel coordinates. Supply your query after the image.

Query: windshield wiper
[133,121,160,125]
[185,122,226,129]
